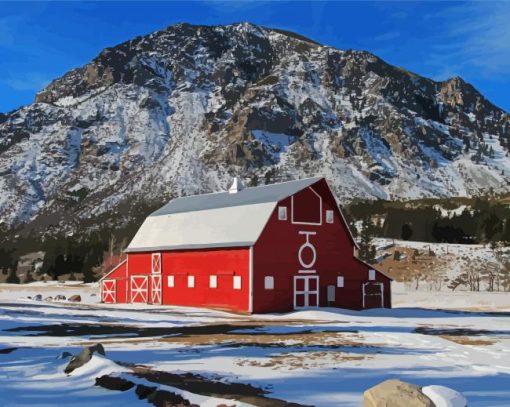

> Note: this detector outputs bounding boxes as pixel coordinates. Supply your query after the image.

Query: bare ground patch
[237,350,370,371]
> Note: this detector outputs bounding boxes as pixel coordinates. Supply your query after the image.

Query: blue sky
[1,1,509,113]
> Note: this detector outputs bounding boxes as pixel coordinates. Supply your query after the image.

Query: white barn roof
[126,177,322,252]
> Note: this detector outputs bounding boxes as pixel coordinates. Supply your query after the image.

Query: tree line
[345,198,510,245]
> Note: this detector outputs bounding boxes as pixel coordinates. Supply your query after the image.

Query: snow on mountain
[0,22,509,238]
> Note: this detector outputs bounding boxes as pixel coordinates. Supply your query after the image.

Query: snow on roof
[126,177,323,252]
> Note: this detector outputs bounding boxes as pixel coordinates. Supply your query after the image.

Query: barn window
[326,210,334,224]
[368,269,376,281]
[336,276,344,288]
[233,276,242,290]
[210,275,217,288]
[167,276,174,287]
[188,275,195,288]
[264,276,274,290]
[152,253,161,273]
[278,206,287,220]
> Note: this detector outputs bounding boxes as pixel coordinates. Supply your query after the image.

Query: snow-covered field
[1,283,510,406]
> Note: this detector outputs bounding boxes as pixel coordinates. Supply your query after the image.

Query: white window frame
[368,269,376,281]
[188,275,195,288]
[326,210,334,224]
[337,276,344,288]
[264,276,274,290]
[278,206,287,220]
[210,275,217,288]
[291,187,323,226]
[233,275,242,290]
[167,275,174,287]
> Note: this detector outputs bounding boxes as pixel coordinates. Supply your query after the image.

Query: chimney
[228,177,245,194]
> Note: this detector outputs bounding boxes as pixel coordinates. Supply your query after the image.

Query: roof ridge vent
[228,177,245,194]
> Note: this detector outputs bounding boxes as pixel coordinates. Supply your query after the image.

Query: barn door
[294,276,319,309]
[151,274,162,305]
[101,280,116,303]
[130,276,148,303]
[362,282,384,309]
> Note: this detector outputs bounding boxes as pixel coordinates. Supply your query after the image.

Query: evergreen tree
[6,269,20,284]
[358,217,377,263]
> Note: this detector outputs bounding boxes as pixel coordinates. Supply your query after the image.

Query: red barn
[100,177,391,313]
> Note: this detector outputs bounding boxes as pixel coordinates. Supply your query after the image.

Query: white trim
[100,259,127,281]
[298,269,316,274]
[298,231,317,269]
[126,255,129,302]
[293,275,319,309]
[150,274,162,304]
[291,187,323,226]
[151,253,161,274]
[130,275,148,303]
[249,246,253,313]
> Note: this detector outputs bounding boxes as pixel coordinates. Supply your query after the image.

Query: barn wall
[160,248,250,312]
[253,179,391,313]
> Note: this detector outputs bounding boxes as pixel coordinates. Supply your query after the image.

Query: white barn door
[151,275,162,304]
[130,276,148,303]
[294,276,319,309]
[101,280,116,303]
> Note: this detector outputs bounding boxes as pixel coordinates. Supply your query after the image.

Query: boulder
[54,294,66,301]
[364,379,434,407]
[44,296,53,301]
[68,295,81,302]
[422,385,467,407]
[64,343,105,374]
[95,375,134,391]
[33,294,42,301]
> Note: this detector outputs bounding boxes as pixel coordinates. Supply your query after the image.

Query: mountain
[1,22,509,241]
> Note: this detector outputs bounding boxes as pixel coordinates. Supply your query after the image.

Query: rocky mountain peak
[1,22,509,241]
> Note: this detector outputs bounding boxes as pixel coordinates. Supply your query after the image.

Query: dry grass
[439,335,496,346]
[377,246,451,283]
